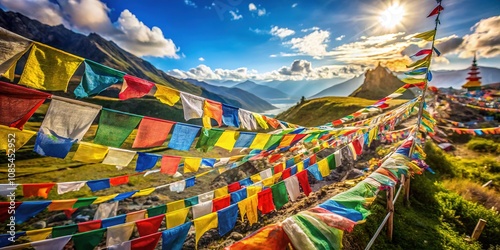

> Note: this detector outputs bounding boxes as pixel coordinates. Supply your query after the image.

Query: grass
[276,96,408,127]
[466,137,500,154]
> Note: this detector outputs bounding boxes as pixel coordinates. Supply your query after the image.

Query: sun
[379,4,405,29]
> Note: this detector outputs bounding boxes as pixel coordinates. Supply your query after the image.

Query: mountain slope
[310,74,365,98]
[233,80,290,101]
[0,9,273,113]
[350,65,415,100]
[185,79,276,112]
[263,78,343,99]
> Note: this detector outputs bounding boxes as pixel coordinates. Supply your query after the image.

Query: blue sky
[1,0,499,82]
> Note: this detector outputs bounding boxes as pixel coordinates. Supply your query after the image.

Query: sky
[1,0,499,83]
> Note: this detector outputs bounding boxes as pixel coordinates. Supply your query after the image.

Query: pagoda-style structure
[461,54,482,91]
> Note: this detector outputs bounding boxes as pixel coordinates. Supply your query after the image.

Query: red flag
[227,182,241,193]
[109,175,129,186]
[212,195,231,212]
[160,155,182,175]
[119,75,155,100]
[427,5,444,17]
[257,188,275,214]
[77,220,102,232]
[136,215,165,237]
[412,49,432,57]
[22,183,55,199]
[130,232,162,250]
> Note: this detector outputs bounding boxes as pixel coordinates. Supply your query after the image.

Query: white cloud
[284,30,331,59]
[168,60,367,82]
[270,26,295,39]
[198,57,205,61]
[335,35,345,41]
[229,10,243,20]
[249,3,266,16]
[184,0,197,8]
[0,0,64,26]
[248,3,257,11]
[0,0,180,58]
[292,3,298,8]
[301,27,320,32]
[460,15,500,58]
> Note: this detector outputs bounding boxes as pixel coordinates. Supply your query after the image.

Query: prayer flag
[202,100,223,128]
[132,117,174,148]
[238,109,258,130]
[136,215,164,236]
[161,155,182,175]
[19,43,83,91]
[193,201,213,219]
[126,210,146,222]
[26,228,52,242]
[212,195,231,212]
[74,60,125,98]
[166,208,189,229]
[31,235,72,250]
[271,181,288,210]
[135,152,161,172]
[72,228,106,250]
[180,92,205,121]
[34,130,75,158]
[162,222,192,250]
[47,199,77,211]
[249,133,271,150]
[0,126,36,152]
[119,75,155,100]
[195,128,224,152]
[93,109,142,147]
[227,223,290,250]
[72,142,109,163]
[257,188,275,214]
[22,183,55,199]
[106,222,135,247]
[184,157,202,173]
[0,27,31,74]
[194,213,218,248]
[154,84,180,106]
[427,5,444,17]
[168,123,201,150]
[222,104,240,128]
[86,179,110,192]
[130,232,161,250]
[0,81,50,129]
[102,148,136,167]
[214,130,239,151]
[234,132,256,148]
[412,30,436,41]
[15,201,51,224]
[147,204,167,217]
[77,220,102,232]
[252,113,269,129]
[218,204,239,236]
[214,186,228,198]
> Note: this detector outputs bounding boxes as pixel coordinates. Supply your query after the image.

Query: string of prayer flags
[238,109,258,130]
[74,60,125,98]
[135,152,161,172]
[119,75,155,100]
[221,104,240,128]
[93,109,142,148]
[0,126,36,152]
[0,27,32,75]
[168,123,201,151]
[0,81,51,129]
[180,92,205,121]
[132,117,174,148]
[102,148,136,167]
[412,29,436,41]
[34,129,76,159]
[161,222,192,250]
[202,99,223,128]
[154,84,181,106]
[41,97,101,141]
[19,43,84,91]
[72,142,109,163]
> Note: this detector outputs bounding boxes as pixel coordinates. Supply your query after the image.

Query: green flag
[72,228,106,250]
[93,109,143,147]
[271,181,289,210]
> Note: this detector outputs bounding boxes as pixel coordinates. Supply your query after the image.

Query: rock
[32,221,46,229]
[144,200,153,205]
[47,213,68,223]
[74,214,90,223]
[229,232,244,241]
[133,197,147,205]
[150,196,160,202]
[346,169,365,179]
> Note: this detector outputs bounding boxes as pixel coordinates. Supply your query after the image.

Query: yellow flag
[26,228,52,242]
[412,29,436,41]
[262,177,274,187]
[92,194,118,204]
[167,200,185,212]
[154,84,180,106]
[214,130,239,151]
[132,187,156,197]
[184,157,202,173]
[214,186,228,198]
[202,116,212,129]
[252,113,269,129]
[246,195,259,225]
[19,43,83,91]
[317,158,330,177]
[246,185,262,197]
[249,133,271,150]
[296,161,304,172]
[278,134,295,148]
[166,208,189,229]
[402,77,425,84]
[0,126,36,152]
[72,142,109,163]
[2,61,16,81]
[250,174,261,183]
[194,213,218,248]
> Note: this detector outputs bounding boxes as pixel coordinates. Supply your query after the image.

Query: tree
[300,96,305,104]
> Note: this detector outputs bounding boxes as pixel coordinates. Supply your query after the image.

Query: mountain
[0,9,273,114]
[310,74,365,98]
[233,80,290,102]
[349,64,415,100]
[429,66,500,89]
[184,79,276,112]
[262,78,344,99]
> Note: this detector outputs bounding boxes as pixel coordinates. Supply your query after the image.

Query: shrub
[467,138,500,154]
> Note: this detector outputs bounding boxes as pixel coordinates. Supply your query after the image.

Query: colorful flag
[119,75,155,100]
[427,5,444,17]
[412,30,436,41]
[168,123,201,151]
[132,117,174,148]
[180,92,205,121]
[154,84,180,106]
[202,100,223,128]
[93,109,142,147]
[72,142,109,163]
[161,155,182,175]
[74,60,125,98]
[222,104,240,128]
[19,43,83,91]
[0,27,32,75]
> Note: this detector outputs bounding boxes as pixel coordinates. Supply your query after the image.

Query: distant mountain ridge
[185,79,276,111]
[310,74,365,98]
[233,80,290,101]
[429,66,500,89]
[0,9,274,113]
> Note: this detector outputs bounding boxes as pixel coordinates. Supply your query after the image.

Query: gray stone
[32,221,46,229]
[229,232,244,241]
[346,169,365,179]
[150,196,160,202]
[47,213,68,223]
